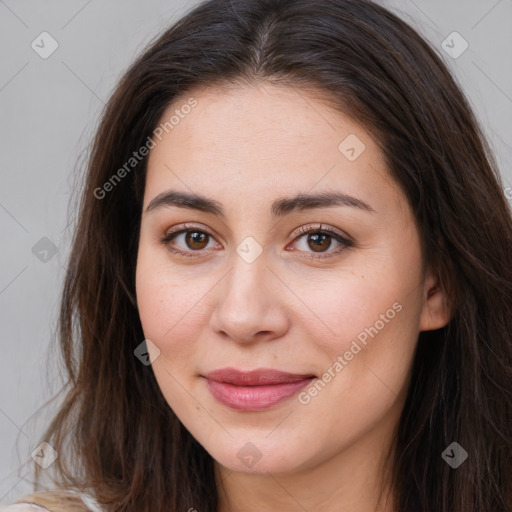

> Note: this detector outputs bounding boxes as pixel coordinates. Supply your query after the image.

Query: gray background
[1,0,511,504]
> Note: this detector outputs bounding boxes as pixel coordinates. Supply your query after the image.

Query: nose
[209,253,290,344]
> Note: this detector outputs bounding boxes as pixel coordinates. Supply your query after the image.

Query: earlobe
[419,269,452,332]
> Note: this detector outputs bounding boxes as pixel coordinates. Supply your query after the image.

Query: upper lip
[204,367,316,386]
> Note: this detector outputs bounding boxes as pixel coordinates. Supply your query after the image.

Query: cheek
[314,298,420,417]
[135,253,207,417]
[135,246,199,360]
[290,267,411,356]
[294,262,422,411]
[296,287,420,453]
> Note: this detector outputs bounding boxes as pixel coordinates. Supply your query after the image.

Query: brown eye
[291,225,352,259]
[305,233,333,252]
[160,226,219,257]
[184,231,209,250]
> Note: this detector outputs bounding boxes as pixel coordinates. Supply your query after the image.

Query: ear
[419,265,452,332]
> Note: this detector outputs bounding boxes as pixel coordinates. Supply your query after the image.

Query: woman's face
[136,83,449,475]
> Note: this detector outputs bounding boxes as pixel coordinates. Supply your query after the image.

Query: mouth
[202,368,316,411]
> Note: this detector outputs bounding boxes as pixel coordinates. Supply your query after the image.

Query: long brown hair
[19,0,512,511]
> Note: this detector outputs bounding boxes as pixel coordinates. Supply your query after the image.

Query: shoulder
[1,490,103,512]
[0,505,51,512]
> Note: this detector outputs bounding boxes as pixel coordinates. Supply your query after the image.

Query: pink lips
[203,368,315,411]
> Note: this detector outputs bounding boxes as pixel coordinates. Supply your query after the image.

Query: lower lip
[205,377,314,411]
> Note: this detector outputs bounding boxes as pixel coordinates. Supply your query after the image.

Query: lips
[203,368,316,411]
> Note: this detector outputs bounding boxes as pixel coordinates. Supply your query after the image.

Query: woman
[4,0,512,511]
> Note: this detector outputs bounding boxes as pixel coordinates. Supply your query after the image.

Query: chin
[204,434,318,475]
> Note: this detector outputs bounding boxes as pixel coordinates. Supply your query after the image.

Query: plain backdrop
[1,0,511,504]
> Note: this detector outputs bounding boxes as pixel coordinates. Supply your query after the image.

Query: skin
[135,82,451,512]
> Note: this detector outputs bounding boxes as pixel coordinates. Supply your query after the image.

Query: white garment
[0,505,50,512]
[0,489,103,512]
[77,492,103,512]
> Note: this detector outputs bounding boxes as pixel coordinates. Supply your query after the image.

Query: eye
[288,224,352,259]
[159,223,219,258]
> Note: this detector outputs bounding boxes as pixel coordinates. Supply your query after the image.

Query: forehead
[152,83,364,161]
[143,83,403,220]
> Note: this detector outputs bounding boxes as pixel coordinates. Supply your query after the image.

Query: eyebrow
[144,189,376,218]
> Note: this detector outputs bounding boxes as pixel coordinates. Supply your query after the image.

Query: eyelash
[158,223,353,260]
